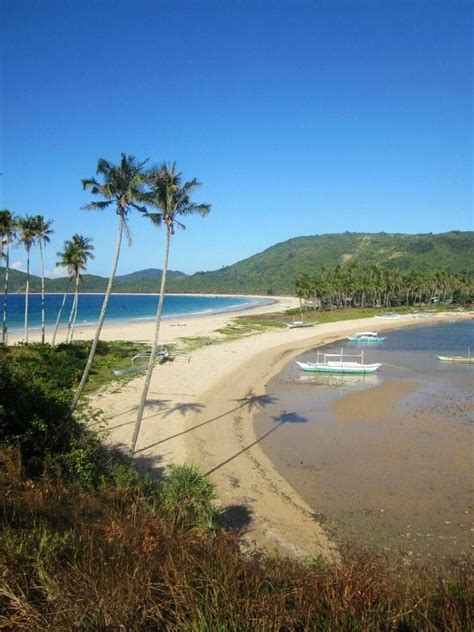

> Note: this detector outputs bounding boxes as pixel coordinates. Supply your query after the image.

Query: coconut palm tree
[0,209,17,344]
[53,235,94,345]
[16,215,38,343]
[130,163,210,455]
[34,215,54,343]
[71,153,148,409]
[66,234,95,343]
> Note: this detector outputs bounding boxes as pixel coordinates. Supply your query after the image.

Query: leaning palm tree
[66,234,95,343]
[34,215,54,343]
[16,215,38,343]
[130,163,211,455]
[71,154,148,409]
[53,235,94,345]
[0,209,17,344]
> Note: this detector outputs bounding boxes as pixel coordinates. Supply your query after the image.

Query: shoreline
[87,304,472,560]
[7,294,287,344]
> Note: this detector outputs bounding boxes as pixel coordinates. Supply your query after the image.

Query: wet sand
[254,324,473,563]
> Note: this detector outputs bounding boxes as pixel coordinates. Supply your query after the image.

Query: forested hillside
[167,231,473,294]
[3,232,472,295]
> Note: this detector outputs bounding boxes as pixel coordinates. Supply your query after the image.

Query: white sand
[11,299,472,560]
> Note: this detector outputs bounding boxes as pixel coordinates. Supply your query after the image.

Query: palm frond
[82,200,113,211]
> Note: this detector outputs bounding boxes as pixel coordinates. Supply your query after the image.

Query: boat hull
[346,336,385,342]
[436,356,473,364]
[296,361,382,374]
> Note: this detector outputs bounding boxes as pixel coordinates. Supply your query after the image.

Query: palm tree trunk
[2,241,10,344]
[70,274,80,342]
[65,279,78,343]
[71,215,124,410]
[24,249,30,343]
[39,241,46,343]
[52,281,70,346]
[130,227,171,456]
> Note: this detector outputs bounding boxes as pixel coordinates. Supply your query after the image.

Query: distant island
[3,230,473,295]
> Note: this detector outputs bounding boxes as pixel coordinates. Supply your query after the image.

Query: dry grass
[1,453,472,631]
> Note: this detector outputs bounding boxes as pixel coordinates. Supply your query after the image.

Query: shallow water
[254,320,473,563]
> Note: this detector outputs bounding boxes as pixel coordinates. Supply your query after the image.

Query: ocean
[4,293,268,332]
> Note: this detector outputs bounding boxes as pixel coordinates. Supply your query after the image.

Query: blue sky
[1,0,472,277]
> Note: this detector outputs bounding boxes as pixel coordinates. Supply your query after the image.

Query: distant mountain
[116,269,186,281]
[2,232,472,295]
[1,268,187,294]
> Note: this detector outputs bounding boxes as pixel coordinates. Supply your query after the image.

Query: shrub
[160,464,219,532]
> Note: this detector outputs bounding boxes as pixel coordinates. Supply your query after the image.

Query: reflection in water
[254,321,473,563]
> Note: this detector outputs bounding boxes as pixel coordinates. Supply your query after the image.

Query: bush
[160,464,219,532]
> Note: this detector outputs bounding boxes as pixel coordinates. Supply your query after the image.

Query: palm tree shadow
[218,504,253,534]
[162,402,205,418]
[134,390,278,455]
[205,410,307,476]
[106,399,173,431]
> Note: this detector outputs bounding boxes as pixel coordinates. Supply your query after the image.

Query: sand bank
[81,304,472,560]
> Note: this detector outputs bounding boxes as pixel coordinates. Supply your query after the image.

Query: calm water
[254,320,473,563]
[5,293,267,332]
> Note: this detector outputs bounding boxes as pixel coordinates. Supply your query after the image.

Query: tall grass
[1,451,472,631]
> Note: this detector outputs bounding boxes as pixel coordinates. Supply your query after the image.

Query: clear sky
[1,0,472,277]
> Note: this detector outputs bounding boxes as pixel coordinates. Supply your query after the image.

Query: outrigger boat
[436,352,473,365]
[296,350,383,374]
[346,331,386,343]
[287,320,314,329]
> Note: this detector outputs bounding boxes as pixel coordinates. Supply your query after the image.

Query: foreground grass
[1,457,471,631]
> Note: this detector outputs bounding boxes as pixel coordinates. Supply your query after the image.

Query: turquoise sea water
[5,293,268,332]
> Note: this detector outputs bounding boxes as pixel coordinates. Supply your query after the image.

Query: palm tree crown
[82,153,149,222]
[16,215,38,252]
[0,209,17,258]
[57,234,95,279]
[143,162,211,233]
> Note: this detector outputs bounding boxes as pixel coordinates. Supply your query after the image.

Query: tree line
[1,153,210,455]
[295,264,472,310]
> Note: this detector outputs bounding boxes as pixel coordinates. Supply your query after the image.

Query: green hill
[167,231,474,294]
[2,231,472,295]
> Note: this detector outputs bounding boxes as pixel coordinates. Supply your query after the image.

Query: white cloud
[11,260,25,272]
[46,266,69,279]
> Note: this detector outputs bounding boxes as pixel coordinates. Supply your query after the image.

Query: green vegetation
[166,231,474,295]
[1,341,472,630]
[293,264,472,311]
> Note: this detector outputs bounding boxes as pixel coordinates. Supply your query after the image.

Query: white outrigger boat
[296,350,383,374]
[346,331,386,343]
[286,320,314,329]
[436,353,473,365]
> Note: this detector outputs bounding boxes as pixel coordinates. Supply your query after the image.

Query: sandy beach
[12,300,472,560]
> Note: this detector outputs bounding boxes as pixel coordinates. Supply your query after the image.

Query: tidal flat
[254,321,473,563]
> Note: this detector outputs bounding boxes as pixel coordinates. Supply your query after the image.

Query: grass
[1,456,472,630]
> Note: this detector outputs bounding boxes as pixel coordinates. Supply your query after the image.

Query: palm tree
[66,234,95,343]
[53,235,94,345]
[0,209,17,344]
[17,215,38,343]
[130,163,210,455]
[71,153,148,409]
[34,215,54,343]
